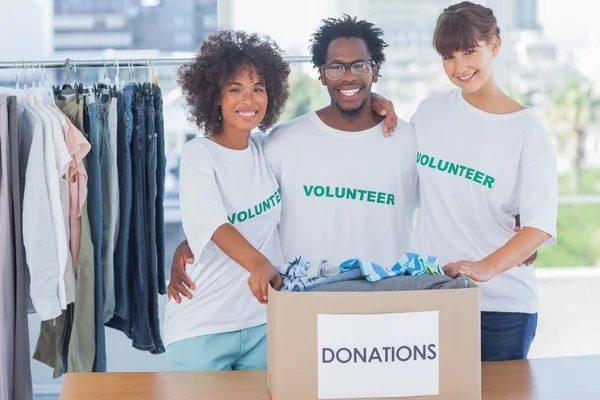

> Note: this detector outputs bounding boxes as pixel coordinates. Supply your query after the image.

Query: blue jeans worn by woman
[481,311,538,361]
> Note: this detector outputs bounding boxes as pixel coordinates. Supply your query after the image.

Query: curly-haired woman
[163,29,290,372]
[163,30,396,372]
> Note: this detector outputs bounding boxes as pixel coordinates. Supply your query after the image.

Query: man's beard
[334,98,369,119]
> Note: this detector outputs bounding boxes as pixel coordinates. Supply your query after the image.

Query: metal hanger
[145,58,150,83]
[114,59,121,89]
[128,60,133,82]
[151,57,159,87]
[60,58,74,92]
[22,61,28,90]
[33,62,39,88]
[30,62,35,88]
[15,62,20,90]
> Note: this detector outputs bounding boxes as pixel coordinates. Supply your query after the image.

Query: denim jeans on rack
[144,88,164,353]
[129,86,154,351]
[84,95,106,372]
[108,83,134,334]
[145,88,157,284]
[95,88,115,324]
[154,86,167,295]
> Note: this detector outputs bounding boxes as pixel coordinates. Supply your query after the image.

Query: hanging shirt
[64,118,90,274]
[33,92,72,309]
[263,112,419,267]
[410,88,558,314]
[22,97,62,321]
[45,97,78,305]
[164,133,284,347]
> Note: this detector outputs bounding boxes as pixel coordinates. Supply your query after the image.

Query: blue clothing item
[340,252,445,283]
[481,312,538,361]
[144,87,164,353]
[276,256,340,291]
[145,88,157,299]
[122,85,165,354]
[95,88,112,273]
[110,83,134,327]
[84,97,106,372]
[96,88,115,326]
[129,86,151,350]
[154,86,167,295]
[95,86,116,325]
[166,323,266,372]
[108,85,164,354]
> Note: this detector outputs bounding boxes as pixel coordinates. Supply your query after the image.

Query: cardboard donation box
[267,281,481,400]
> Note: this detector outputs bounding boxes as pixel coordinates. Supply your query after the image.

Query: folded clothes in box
[277,252,468,292]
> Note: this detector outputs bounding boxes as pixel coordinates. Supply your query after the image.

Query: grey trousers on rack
[9,95,34,400]
[0,95,33,400]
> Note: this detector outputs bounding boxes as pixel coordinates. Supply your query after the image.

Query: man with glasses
[261,14,419,268]
[168,15,419,299]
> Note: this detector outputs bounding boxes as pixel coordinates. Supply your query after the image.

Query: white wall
[0,0,54,60]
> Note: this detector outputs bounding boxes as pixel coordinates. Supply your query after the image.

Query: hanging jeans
[108,84,134,334]
[96,88,118,324]
[129,86,153,351]
[144,88,164,353]
[154,86,167,295]
[104,95,119,323]
[145,89,157,301]
[109,85,164,354]
[84,96,107,372]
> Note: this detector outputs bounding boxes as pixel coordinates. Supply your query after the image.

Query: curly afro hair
[178,30,291,135]
[309,14,388,69]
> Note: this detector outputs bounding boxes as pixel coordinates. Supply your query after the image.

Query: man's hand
[371,93,397,137]
[167,240,196,303]
[248,263,282,304]
[443,260,501,282]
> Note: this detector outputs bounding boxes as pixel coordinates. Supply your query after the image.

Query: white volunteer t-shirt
[411,89,558,313]
[264,111,419,266]
[164,133,284,346]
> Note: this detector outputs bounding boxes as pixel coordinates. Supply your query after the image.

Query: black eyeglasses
[321,60,375,80]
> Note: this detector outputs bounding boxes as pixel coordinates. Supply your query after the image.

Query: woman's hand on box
[443,260,499,282]
[248,263,282,304]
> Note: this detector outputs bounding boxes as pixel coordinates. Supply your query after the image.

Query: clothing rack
[0,56,312,70]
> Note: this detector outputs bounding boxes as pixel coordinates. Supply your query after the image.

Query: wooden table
[60,355,600,399]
